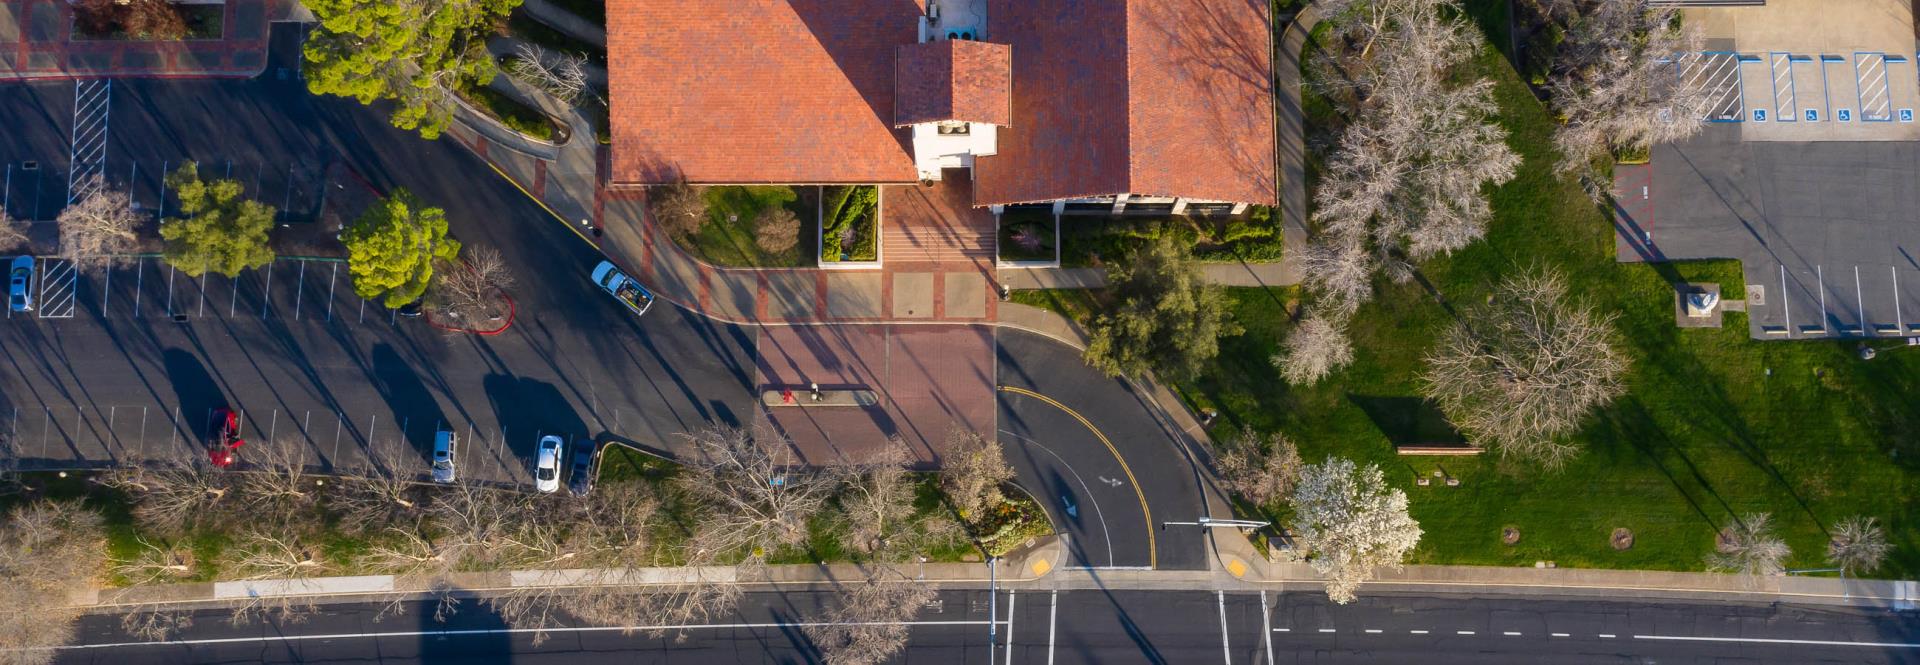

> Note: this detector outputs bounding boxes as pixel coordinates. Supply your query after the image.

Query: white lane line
[1457,630,1476,636]
[1004,589,1017,665]
[1364,629,1383,634]
[1634,634,1920,649]
[1047,590,1058,665]
[1503,631,1522,636]
[1552,633,1570,638]
[1317,628,1335,634]
[1410,630,1429,635]
[26,620,1012,652]
[1599,633,1617,638]
[1272,628,1289,633]
[1259,590,1273,665]
[1217,590,1231,665]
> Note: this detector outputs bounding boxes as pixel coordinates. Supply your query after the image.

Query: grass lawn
[1017,34,1920,577]
[680,186,818,268]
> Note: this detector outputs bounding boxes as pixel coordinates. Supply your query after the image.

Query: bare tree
[938,430,1014,520]
[1421,267,1627,468]
[803,567,938,665]
[117,604,195,643]
[1827,516,1890,576]
[111,537,196,587]
[1216,427,1305,507]
[1706,512,1790,580]
[1546,0,1710,191]
[1289,457,1422,604]
[1274,310,1355,385]
[676,426,841,560]
[99,462,237,536]
[56,175,142,271]
[649,183,709,239]
[506,43,591,104]
[223,529,330,626]
[238,441,317,515]
[754,206,801,255]
[330,447,425,534]
[0,212,27,252]
[837,439,919,559]
[0,501,106,664]
[1304,0,1519,318]
[429,245,516,324]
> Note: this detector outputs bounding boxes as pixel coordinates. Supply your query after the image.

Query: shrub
[753,207,800,255]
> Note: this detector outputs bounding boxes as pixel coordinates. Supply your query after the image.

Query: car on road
[592,261,654,318]
[431,429,457,484]
[9,256,33,313]
[567,440,596,497]
[534,435,563,493]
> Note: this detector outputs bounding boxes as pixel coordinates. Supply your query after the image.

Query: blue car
[8,256,33,313]
[592,260,654,317]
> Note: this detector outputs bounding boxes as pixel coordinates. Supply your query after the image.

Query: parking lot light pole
[987,555,998,665]
[1161,517,1271,530]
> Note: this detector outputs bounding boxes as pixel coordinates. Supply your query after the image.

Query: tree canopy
[160,162,277,278]
[302,0,520,139]
[1083,235,1240,381]
[342,189,460,308]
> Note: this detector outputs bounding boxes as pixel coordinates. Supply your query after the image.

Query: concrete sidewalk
[74,534,1919,613]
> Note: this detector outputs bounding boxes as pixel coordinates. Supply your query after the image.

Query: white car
[8,256,33,313]
[430,430,457,484]
[534,435,563,493]
[592,260,654,317]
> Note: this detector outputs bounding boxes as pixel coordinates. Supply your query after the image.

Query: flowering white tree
[1546,0,1711,190]
[1706,512,1790,580]
[1289,457,1422,604]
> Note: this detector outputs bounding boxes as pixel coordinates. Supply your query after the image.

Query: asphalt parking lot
[1616,125,1920,339]
[0,30,759,484]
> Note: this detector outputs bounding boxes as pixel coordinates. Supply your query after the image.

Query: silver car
[430,430,457,484]
[8,256,33,313]
[534,435,563,493]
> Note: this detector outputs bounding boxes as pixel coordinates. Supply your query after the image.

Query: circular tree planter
[1611,528,1635,551]
[1502,526,1521,546]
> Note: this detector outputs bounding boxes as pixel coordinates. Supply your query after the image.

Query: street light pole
[1161,517,1271,530]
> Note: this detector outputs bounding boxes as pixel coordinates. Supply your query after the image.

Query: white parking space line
[260,261,274,319]
[165,265,176,316]
[1895,267,1905,331]
[294,260,306,320]
[131,260,142,316]
[1004,590,1017,665]
[36,258,77,319]
[327,263,338,321]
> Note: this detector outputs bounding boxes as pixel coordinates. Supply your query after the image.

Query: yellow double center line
[998,385,1155,569]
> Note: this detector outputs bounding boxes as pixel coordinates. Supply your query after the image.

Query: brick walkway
[0,0,281,80]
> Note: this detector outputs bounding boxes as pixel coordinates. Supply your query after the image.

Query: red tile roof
[606,0,921,185]
[894,40,1014,127]
[972,0,1278,206]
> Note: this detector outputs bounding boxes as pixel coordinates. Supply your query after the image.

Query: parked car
[534,435,563,493]
[567,440,596,497]
[208,407,245,468]
[8,256,33,313]
[431,429,457,484]
[397,301,424,318]
[592,261,654,317]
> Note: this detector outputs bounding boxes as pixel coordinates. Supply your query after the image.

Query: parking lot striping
[260,261,274,319]
[1818,265,1828,332]
[294,260,306,320]
[331,414,344,466]
[1687,52,1746,121]
[166,265,176,316]
[229,271,239,317]
[67,80,112,203]
[1855,266,1866,331]
[268,410,279,443]
[1772,52,1797,122]
[1780,266,1792,334]
[1856,52,1893,120]
[37,258,78,319]
[326,263,338,321]
[1894,267,1905,331]
[1004,590,1017,665]
[131,261,142,316]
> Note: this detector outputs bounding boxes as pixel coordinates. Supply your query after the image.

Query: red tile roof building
[607,0,1276,208]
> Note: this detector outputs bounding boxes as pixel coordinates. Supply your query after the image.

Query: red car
[208,407,245,468]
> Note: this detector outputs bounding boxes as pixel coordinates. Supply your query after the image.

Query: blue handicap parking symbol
[1839,109,1854,122]
[1806,109,1819,121]
[1902,109,1914,122]
[1753,109,1768,122]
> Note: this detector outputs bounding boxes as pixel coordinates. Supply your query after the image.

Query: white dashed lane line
[1266,626,1918,649]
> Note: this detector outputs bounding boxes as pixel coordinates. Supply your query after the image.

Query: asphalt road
[54,589,1920,664]
[0,28,759,484]
[995,329,1210,571]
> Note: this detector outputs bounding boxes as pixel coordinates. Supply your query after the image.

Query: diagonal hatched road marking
[68,79,112,201]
